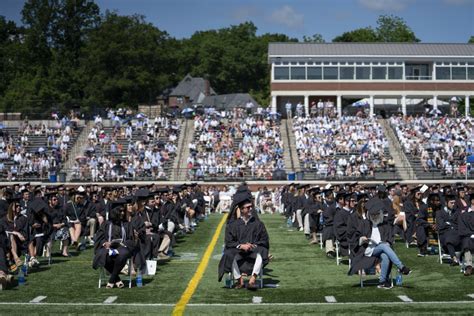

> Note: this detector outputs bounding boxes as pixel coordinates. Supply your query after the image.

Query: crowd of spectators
[293,116,392,178]
[391,115,473,177]
[73,114,180,181]
[0,113,81,181]
[187,109,284,180]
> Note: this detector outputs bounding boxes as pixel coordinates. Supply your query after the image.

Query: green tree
[376,14,419,42]
[80,12,174,109]
[332,27,379,42]
[469,36,474,43]
[303,33,325,43]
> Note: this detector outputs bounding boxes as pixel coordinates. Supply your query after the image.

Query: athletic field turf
[0,214,473,315]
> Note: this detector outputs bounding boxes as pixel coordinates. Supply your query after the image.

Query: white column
[401,95,407,116]
[337,95,342,117]
[304,95,309,117]
[369,95,374,117]
[271,95,277,113]
[466,95,470,117]
[433,95,438,110]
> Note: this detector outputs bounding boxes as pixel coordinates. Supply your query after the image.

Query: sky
[1,0,473,42]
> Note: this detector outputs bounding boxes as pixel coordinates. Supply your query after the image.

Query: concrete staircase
[62,120,94,181]
[173,119,194,181]
[379,119,416,180]
[280,119,300,174]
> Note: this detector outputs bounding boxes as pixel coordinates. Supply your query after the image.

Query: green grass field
[0,214,473,315]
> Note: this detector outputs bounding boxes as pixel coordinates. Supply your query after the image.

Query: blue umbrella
[351,99,369,107]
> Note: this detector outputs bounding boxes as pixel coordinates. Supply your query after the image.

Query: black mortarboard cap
[376,185,387,192]
[135,188,150,200]
[30,198,48,214]
[111,198,127,208]
[232,192,252,210]
[366,198,386,215]
[410,185,423,193]
[298,184,310,190]
[445,194,456,202]
[335,191,346,200]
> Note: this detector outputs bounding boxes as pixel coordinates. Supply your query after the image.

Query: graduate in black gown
[218,192,269,290]
[458,193,474,276]
[436,194,461,265]
[334,193,357,257]
[93,205,140,288]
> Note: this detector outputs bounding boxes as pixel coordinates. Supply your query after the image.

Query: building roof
[199,93,260,109]
[169,74,216,103]
[268,43,474,58]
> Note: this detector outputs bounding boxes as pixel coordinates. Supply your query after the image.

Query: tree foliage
[0,3,422,116]
[332,14,419,43]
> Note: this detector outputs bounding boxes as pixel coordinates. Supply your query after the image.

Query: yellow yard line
[172,214,228,316]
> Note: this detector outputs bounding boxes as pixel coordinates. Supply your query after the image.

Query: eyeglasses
[242,205,252,210]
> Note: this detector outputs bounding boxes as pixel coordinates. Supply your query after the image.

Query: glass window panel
[291,67,306,80]
[388,67,403,79]
[356,67,370,79]
[372,67,386,79]
[323,67,338,80]
[307,67,322,79]
[468,67,474,80]
[451,67,466,80]
[274,67,290,80]
[340,67,354,80]
[436,67,451,80]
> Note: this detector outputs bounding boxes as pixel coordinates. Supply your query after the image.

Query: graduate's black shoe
[399,266,412,275]
[326,251,336,258]
[450,258,459,266]
[377,282,393,289]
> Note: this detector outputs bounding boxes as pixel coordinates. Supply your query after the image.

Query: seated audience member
[436,194,462,265]
[93,206,138,288]
[46,192,70,257]
[218,192,269,289]
[65,187,87,249]
[349,198,411,289]
[5,198,28,269]
[458,193,474,276]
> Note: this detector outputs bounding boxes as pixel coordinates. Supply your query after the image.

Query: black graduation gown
[348,219,393,275]
[458,210,474,252]
[0,217,9,273]
[64,201,87,226]
[218,216,269,282]
[346,212,365,257]
[92,221,139,270]
[334,208,352,256]
[403,199,427,243]
[322,202,337,242]
[436,208,461,250]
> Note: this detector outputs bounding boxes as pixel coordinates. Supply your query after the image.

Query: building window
[356,67,370,79]
[468,67,474,80]
[388,67,403,79]
[452,67,466,80]
[372,66,387,80]
[436,67,451,80]
[340,67,355,80]
[323,67,338,80]
[291,67,306,80]
[274,67,290,80]
[307,67,322,79]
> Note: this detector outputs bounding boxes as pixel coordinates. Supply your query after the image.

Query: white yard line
[29,296,47,303]
[103,296,118,304]
[1,300,474,307]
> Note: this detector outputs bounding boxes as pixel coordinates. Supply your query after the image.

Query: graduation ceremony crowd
[0,182,218,289]
[280,182,474,288]
[1,181,473,291]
